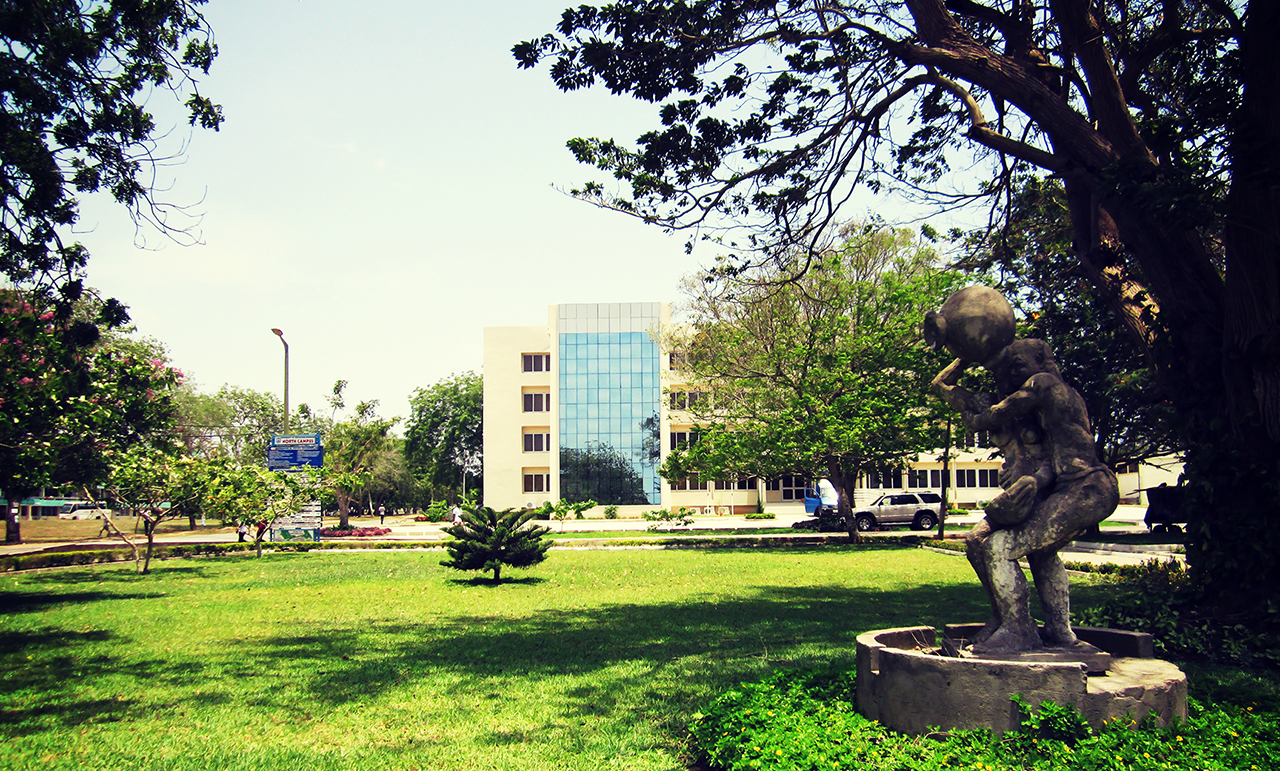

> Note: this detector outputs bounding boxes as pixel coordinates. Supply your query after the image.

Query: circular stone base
[854,625,1186,736]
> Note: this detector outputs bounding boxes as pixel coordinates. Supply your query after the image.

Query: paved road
[2,504,1165,563]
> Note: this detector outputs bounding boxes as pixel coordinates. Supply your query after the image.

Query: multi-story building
[482,302,1169,514]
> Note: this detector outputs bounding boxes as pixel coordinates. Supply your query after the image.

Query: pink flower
[17,377,32,386]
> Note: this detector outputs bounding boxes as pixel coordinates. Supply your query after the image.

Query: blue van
[804,479,839,514]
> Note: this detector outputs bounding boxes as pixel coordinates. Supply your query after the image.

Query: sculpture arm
[932,358,982,414]
[967,375,1047,430]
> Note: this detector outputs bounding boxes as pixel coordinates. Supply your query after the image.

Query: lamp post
[271,328,289,434]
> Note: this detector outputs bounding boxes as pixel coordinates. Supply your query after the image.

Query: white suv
[851,492,943,532]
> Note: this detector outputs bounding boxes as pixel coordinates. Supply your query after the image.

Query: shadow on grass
[9,564,215,586]
[443,575,549,588]
[234,578,989,744]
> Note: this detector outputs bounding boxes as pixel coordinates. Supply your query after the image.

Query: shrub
[440,505,551,582]
[603,505,619,519]
[320,526,391,537]
[1076,558,1280,667]
[643,507,694,531]
[690,666,1280,771]
[744,511,775,520]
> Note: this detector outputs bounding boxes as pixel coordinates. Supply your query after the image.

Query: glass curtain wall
[558,303,662,505]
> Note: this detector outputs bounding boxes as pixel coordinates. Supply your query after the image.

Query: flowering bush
[321,526,391,537]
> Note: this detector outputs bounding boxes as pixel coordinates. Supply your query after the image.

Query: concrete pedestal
[855,625,1186,735]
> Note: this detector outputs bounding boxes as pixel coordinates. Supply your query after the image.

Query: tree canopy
[404,371,482,502]
[519,0,1280,610]
[663,223,962,515]
[1,0,222,293]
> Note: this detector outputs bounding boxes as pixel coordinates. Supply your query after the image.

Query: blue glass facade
[557,303,662,505]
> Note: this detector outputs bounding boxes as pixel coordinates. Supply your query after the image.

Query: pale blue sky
[72,0,966,426]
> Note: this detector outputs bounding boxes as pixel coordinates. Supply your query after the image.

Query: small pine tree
[440,505,552,583]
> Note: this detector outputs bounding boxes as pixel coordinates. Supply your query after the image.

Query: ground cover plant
[1,546,992,770]
[689,666,1279,771]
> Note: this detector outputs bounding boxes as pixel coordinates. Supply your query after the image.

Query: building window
[908,469,931,488]
[977,468,999,488]
[523,431,551,453]
[522,353,550,372]
[523,391,550,412]
[955,469,977,488]
[670,430,700,451]
[669,391,706,411]
[1116,461,1140,474]
[867,469,904,489]
[523,471,550,493]
[672,474,709,491]
[778,475,806,501]
[930,469,943,488]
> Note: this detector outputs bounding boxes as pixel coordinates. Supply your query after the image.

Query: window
[669,390,706,411]
[866,469,903,489]
[778,475,806,501]
[523,391,550,412]
[714,477,756,490]
[523,471,550,493]
[522,353,551,372]
[670,430,700,451]
[1116,461,1140,474]
[930,469,943,488]
[960,431,992,449]
[977,468,999,488]
[523,430,551,453]
[955,469,977,488]
[908,469,931,488]
[672,474,709,491]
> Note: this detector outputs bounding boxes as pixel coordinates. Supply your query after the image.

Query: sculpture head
[986,339,1061,394]
[923,286,1015,364]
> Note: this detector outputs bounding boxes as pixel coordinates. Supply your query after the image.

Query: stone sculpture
[925,287,1119,653]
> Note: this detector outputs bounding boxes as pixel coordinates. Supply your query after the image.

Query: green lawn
[0,546,1008,770]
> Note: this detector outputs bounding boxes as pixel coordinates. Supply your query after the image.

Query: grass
[14,517,229,543]
[0,546,1004,771]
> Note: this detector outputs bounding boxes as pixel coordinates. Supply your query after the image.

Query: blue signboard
[267,434,324,470]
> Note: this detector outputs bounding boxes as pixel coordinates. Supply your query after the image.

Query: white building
[482,302,1168,514]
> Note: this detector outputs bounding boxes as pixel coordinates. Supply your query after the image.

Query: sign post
[268,434,323,542]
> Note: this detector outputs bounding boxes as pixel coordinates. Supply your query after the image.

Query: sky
[71,0,968,429]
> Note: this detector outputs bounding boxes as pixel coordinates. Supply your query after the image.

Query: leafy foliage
[1,0,223,290]
[0,291,181,542]
[960,177,1179,467]
[441,505,552,583]
[519,0,1280,611]
[663,223,963,515]
[1077,559,1280,668]
[404,371,482,502]
[320,380,398,528]
[690,667,1280,771]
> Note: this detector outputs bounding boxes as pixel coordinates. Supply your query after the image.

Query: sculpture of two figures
[925,287,1119,654]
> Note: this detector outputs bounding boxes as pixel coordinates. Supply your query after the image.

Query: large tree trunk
[337,492,351,529]
[1174,1,1280,612]
[5,498,20,544]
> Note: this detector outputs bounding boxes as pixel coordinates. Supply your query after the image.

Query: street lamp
[271,328,289,434]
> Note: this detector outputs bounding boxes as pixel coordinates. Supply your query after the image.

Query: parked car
[58,502,113,520]
[851,492,943,532]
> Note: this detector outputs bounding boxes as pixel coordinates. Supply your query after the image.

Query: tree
[441,505,552,583]
[405,372,482,502]
[663,224,962,521]
[518,1,1280,610]
[1,0,222,293]
[322,381,397,529]
[0,291,180,542]
[961,177,1179,467]
[99,445,203,573]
